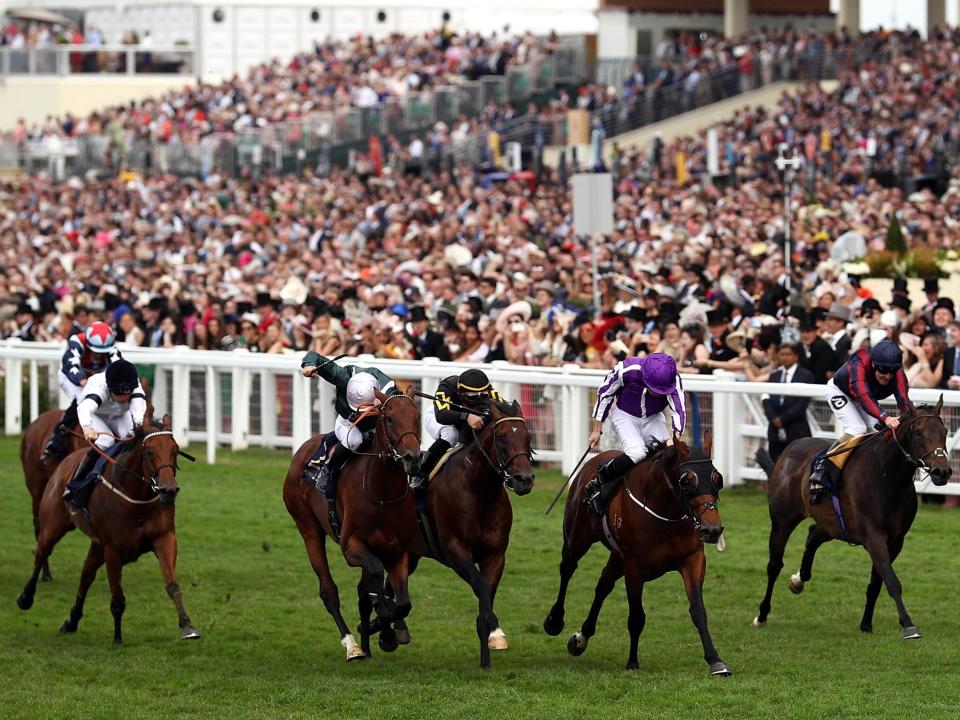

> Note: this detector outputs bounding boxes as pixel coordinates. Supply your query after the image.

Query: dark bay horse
[21,408,87,582]
[395,399,534,669]
[283,387,421,661]
[754,399,952,639]
[17,416,200,643]
[543,434,730,675]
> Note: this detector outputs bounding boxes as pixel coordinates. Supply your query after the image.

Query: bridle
[353,393,420,506]
[885,413,949,470]
[470,414,533,486]
[99,429,180,505]
[353,393,421,463]
[624,450,721,532]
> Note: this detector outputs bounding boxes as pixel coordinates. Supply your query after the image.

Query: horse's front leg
[343,537,389,657]
[544,524,594,637]
[105,548,126,645]
[479,552,507,651]
[154,532,199,640]
[446,542,495,669]
[863,532,919,639]
[679,552,731,676]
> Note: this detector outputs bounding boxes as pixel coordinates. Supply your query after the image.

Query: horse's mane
[489,397,522,418]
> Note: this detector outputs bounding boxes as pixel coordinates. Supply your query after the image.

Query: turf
[1,436,958,720]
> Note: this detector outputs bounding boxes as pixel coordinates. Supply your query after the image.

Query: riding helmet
[105,359,139,395]
[85,321,116,353]
[641,353,679,395]
[346,372,381,411]
[870,340,902,371]
[458,368,491,398]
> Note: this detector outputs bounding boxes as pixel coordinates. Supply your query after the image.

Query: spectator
[762,342,814,462]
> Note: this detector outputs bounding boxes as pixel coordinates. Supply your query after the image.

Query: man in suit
[798,314,836,384]
[763,342,814,462]
[939,336,960,390]
[405,305,451,361]
[823,302,853,367]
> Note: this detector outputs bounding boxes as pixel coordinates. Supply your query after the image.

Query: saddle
[427,443,464,483]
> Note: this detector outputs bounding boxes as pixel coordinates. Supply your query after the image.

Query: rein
[73,429,179,503]
[871,414,949,477]
[624,452,718,530]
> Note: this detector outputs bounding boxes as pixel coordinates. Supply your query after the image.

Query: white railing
[0,45,195,76]
[2,339,959,494]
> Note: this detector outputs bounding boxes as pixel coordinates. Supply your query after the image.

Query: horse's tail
[754,448,775,480]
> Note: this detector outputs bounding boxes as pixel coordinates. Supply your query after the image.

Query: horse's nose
[159,486,179,504]
[509,473,534,496]
[931,466,952,485]
[700,525,724,544]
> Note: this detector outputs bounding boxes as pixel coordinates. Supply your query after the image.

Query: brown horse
[543,434,730,674]
[283,387,421,661]
[17,416,199,643]
[384,398,534,669]
[21,408,87,582]
[754,399,952,639]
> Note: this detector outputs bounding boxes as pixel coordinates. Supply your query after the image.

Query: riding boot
[318,443,352,499]
[809,457,839,505]
[42,400,79,461]
[410,438,451,489]
[585,453,638,516]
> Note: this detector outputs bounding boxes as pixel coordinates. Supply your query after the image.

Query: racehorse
[754,399,952,639]
[283,387,421,661]
[17,416,200,643]
[543,434,730,675]
[384,398,534,669]
[21,408,87,582]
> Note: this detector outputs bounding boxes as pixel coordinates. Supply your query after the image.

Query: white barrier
[2,339,959,494]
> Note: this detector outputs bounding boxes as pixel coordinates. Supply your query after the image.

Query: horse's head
[478,398,534,496]
[667,432,724,544]
[374,387,422,476]
[139,415,181,506]
[898,395,952,486]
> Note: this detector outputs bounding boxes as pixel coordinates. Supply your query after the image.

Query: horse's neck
[461,440,504,502]
[365,438,405,485]
[110,443,147,498]
[870,436,918,490]
[632,457,683,514]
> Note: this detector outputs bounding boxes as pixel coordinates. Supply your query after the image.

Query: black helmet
[870,340,902,373]
[105,360,139,395]
[458,368,491,402]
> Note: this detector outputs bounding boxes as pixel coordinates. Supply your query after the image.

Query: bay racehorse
[381,398,534,669]
[17,416,200,643]
[283,387,421,661]
[754,398,952,639]
[21,408,87,582]
[543,434,730,675]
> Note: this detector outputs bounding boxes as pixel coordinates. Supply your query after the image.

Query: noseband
[470,415,532,484]
[886,414,949,470]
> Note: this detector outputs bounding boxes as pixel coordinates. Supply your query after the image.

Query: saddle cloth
[428,443,464,482]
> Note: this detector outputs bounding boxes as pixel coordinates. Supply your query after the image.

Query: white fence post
[562,364,589,474]
[291,372,313,452]
[4,350,22,435]
[420,358,441,450]
[170,363,190,446]
[231,367,250,451]
[152,365,168,416]
[205,366,220,464]
[28,360,39,422]
[260,370,277,447]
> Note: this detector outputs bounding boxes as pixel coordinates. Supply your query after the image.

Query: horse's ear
[374,387,387,402]
[511,399,522,417]
[703,431,713,457]
[161,414,172,430]
[404,383,416,399]
[936,393,944,414]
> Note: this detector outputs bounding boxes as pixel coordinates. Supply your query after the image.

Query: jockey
[300,351,398,490]
[43,321,120,461]
[63,359,147,519]
[410,368,502,489]
[809,340,910,503]
[584,353,685,515]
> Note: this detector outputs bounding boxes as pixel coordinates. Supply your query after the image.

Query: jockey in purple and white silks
[584,353,685,515]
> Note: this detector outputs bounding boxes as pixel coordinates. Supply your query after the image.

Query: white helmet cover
[346,372,381,411]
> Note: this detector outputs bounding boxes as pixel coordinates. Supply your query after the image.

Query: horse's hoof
[379,630,399,653]
[752,616,765,627]
[488,628,509,651]
[59,620,77,634]
[41,573,53,583]
[181,626,201,640]
[625,660,639,671]
[112,638,123,646]
[567,632,588,657]
[903,626,922,640]
[788,573,804,594]
[16,593,33,611]
[395,627,411,645]
[859,623,873,634]
[346,647,367,662]
[543,613,564,636]
[709,661,732,677]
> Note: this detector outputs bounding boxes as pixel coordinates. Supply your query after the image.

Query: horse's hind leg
[31,498,53,582]
[567,551,623,658]
[860,535,905,635]
[790,524,833,594]
[60,542,104,633]
[153,532,199,640]
[104,548,126,645]
[755,512,803,626]
[863,532,919,639]
[544,529,592,636]
[680,552,730,676]
[18,506,71,610]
